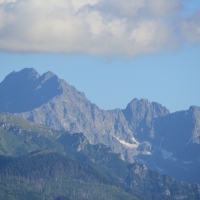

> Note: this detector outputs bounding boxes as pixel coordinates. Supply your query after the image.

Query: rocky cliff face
[141,106,200,183]
[0,68,199,184]
[123,98,169,141]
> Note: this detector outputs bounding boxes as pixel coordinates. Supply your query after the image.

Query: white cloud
[0,0,199,56]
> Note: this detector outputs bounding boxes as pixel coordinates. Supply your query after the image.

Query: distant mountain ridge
[0,68,199,184]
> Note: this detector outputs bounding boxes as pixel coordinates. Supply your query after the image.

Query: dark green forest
[0,151,138,200]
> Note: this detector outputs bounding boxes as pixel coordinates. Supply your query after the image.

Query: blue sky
[0,0,200,113]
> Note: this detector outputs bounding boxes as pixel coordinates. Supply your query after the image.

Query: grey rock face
[0,68,200,184]
[140,106,200,184]
[123,98,169,141]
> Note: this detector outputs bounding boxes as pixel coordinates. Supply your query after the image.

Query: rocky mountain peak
[124,98,169,117]
[4,68,40,82]
[0,68,64,113]
[19,67,40,78]
[41,71,56,81]
[188,106,200,115]
[122,98,169,133]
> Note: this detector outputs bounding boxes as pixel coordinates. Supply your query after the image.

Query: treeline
[0,151,112,184]
[0,151,138,200]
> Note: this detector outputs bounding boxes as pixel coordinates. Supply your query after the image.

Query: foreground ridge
[0,111,199,200]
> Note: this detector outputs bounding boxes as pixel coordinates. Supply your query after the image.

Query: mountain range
[0,111,199,200]
[0,68,199,187]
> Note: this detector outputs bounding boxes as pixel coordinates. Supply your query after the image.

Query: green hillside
[0,112,65,156]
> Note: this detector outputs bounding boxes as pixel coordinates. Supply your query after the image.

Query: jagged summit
[3,68,58,83]
[122,98,169,139]
[0,68,64,113]
[41,71,57,80]
[5,68,40,81]
[124,98,169,117]
[125,98,169,113]
[19,67,40,77]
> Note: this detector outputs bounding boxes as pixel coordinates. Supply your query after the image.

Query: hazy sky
[0,0,200,112]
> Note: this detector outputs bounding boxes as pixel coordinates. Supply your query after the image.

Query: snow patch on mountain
[140,151,152,155]
[114,136,139,148]
[161,149,173,159]
[161,149,177,161]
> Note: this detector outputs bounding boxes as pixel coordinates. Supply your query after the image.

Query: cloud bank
[0,0,199,56]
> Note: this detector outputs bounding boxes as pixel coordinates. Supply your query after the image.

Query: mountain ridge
[0,68,199,184]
